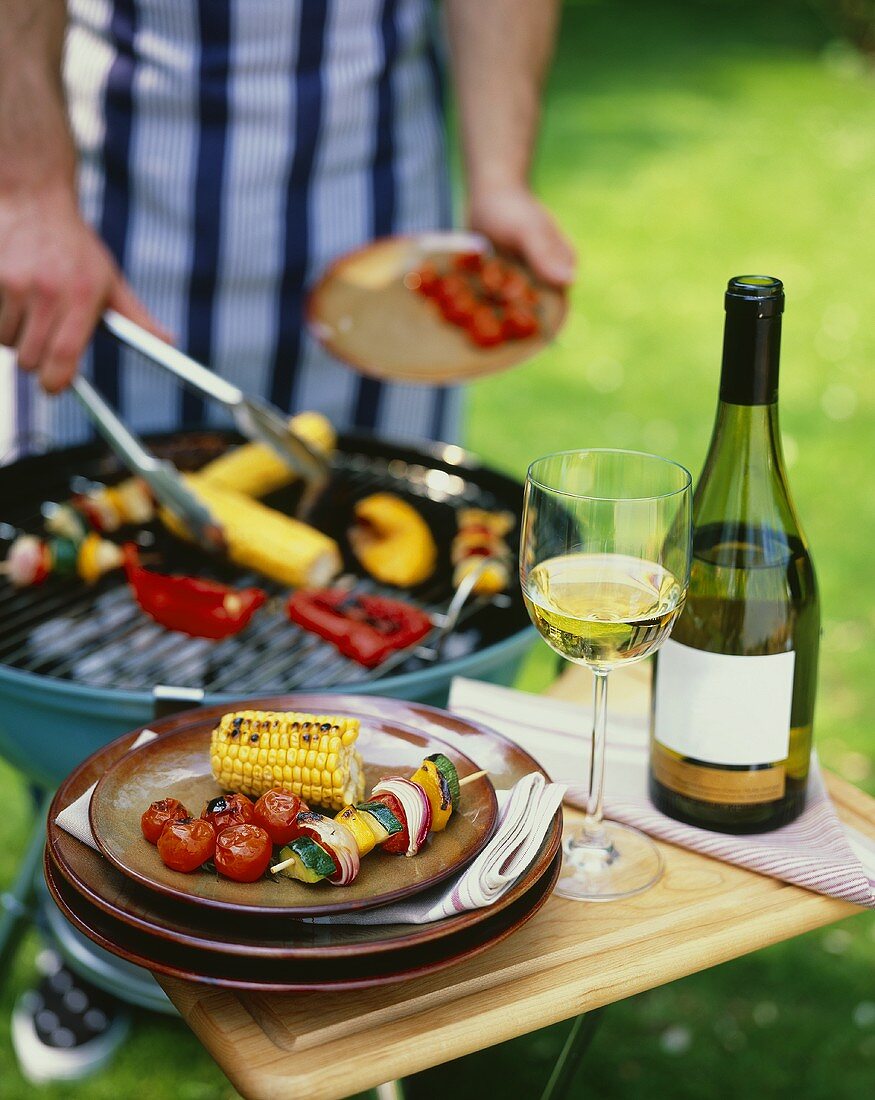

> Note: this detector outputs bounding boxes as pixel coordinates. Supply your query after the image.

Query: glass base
[555,820,663,902]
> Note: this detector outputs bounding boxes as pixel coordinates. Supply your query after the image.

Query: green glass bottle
[649,276,820,833]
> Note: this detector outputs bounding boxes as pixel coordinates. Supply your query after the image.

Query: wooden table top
[156,666,875,1100]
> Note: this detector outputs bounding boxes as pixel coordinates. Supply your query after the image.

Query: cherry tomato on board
[200,793,255,834]
[453,251,484,274]
[157,817,216,872]
[214,824,273,883]
[416,262,441,297]
[467,306,504,348]
[502,305,539,340]
[252,789,309,846]
[440,288,478,327]
[141,798,190,845]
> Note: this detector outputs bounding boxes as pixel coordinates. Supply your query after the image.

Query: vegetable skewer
[270,756,484,884]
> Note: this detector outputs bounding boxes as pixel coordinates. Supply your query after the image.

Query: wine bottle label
[651,751,785,804]
[653,639,795,766]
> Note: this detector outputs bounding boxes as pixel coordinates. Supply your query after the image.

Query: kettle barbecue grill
[0,428,534,788]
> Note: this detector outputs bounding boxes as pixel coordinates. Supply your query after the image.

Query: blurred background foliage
[0,0,873,1096]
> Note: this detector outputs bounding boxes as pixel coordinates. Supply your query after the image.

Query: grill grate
[0,433,527,695]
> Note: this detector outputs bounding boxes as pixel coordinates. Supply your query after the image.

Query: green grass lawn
[1,1,873,1096]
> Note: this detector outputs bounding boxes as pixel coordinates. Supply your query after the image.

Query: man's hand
[0,186,163,393]
[468,185,576,288]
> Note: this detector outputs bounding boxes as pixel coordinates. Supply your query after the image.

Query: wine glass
[521,449,692,901]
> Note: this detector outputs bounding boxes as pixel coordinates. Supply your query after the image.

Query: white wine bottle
[649,276,819,833]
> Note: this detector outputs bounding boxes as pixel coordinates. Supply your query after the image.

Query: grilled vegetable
[2,532,123,587]
[141,798,190,844]
[72,477,154,533]
[334,804,377,857]
[200,793,255,833]
[198,411,336,498]
[275,836,337,884]
[160,473,342,588]
[214,823,273,882]
[124,545,267,639]
[157,817,216,872]
[253,789,309,846]
[295,811,361,885]
[355,800,404,844]
[451,507,515,596]
[426,753,461,813]
[371,778,432,857]
[210,710,365,811]
[287,588,432,667]
[348,493,437,588]
[410,759,453,832]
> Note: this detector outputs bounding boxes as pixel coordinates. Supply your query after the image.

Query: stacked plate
[45,694,562,992]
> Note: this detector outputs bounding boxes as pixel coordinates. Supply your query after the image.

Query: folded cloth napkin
[55,730,158,849]
[450,677,875,909]
[54,729,564,927]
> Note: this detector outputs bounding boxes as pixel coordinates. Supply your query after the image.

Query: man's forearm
[445,0,561,197]
[0,1,76,194]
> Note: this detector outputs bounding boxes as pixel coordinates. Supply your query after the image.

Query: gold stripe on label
[652,749,785,805]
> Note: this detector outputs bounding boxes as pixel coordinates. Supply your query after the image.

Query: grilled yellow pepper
[348,493,436,588]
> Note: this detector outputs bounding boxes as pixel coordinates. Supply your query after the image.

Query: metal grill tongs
[71,312,332,549]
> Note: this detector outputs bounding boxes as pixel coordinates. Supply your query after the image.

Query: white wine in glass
[521,450,692,901]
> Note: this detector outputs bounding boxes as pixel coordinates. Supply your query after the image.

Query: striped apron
[10,0,460,459]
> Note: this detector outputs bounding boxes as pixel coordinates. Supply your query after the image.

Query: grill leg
[0,790,52,984]
[538,1010,604,1100]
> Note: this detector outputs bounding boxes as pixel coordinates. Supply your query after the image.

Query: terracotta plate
[90,710,497,916]
[307,232,567,385]
[44,848,561,992]
[49,696,561,957]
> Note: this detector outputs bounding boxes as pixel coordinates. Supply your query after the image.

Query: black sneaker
[11,950,129,1084]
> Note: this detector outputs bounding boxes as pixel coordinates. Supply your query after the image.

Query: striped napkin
[450,677,875,909]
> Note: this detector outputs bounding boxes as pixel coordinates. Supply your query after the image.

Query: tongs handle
[101,310,243,408]
[71,376,225,552]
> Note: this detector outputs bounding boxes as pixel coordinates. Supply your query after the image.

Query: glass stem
[583,670,609,845]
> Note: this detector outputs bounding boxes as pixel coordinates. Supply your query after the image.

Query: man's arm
[445,0,576,287]
[0,1,159,393]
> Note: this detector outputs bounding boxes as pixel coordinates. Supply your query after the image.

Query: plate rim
[44,847,561,993]
[88,708,499,917]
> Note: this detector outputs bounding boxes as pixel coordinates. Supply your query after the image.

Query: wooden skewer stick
[271,856,296,875]
[459,769,488,787]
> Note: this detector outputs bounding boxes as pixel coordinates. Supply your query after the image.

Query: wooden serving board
[157,666,875,1100]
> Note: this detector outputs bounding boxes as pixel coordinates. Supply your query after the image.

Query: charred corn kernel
[161,473,341,588]
[198,411,335,498]
[348,492,436,588]
[334,805,377,856]
[210,710,364,810]
[77,533,124,585]
[410,760,453,831]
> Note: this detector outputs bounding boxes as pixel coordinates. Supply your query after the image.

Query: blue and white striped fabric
[9,0,460,459]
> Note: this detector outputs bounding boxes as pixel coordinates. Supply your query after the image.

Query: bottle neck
[694,399,800,540]
[719,310,781,406]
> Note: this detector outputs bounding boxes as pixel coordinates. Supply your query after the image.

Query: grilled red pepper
[287,588,432,667]
[124,545,267,639]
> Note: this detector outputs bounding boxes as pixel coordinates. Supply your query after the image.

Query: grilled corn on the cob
[160,473,341,588]
[198,411,335,498]
[210,710,365,810]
